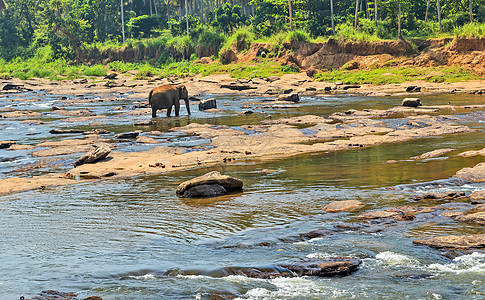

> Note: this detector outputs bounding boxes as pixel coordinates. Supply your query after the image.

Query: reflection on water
[0,90,484,299]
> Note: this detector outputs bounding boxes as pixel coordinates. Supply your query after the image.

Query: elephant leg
[166,106,172,117]
[152,107,157,118]
[175,100,180,117]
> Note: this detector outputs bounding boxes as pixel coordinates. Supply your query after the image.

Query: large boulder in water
[176,171,243,198]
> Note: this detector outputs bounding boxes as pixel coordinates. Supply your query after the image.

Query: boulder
[413,234,485,249]
[182,184,227,198]
[74,144,111,167]
[277,93,300,103]
[454,163,485,182]
[470,191,485,201]
[306,67,318,77]
[220,48,238,64]
[455,212,485,225]
[280,259,361,277]
[402,98,422,107]
[0,141,15,149]
[176,171,243,197]
[114,132,139,139]
[413,191,466,200]
[199,98,217,111]
[323,200,364,212]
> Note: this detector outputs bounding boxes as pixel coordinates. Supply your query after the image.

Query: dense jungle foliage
[0,0,484,70]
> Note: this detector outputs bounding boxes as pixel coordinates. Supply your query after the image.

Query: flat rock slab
[470,191,485,200]
[413,234,485,249]
[454,163,485,182]
[471,204,485,211]
[357,211,400,219]
[410,148,454,160]
[455,212,485,225]
[166,259,361,279]
[176,171,243,197]
[323,200,364,212]
[457,147,485,157]
[413,191,466,200]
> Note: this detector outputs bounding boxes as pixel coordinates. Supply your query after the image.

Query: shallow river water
[0,89,484,299]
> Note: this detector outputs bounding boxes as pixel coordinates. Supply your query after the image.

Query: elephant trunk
[184,98,191,115]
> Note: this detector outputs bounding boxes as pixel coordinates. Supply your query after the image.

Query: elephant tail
[148,90,154,105]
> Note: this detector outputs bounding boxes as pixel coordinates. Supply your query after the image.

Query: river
[0,89,484,299]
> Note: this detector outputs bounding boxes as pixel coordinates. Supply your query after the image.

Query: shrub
[210,3,248,33]
[197,28,225,57]
[82,65,107,77]
[225,27,254,52]
[127,15,163,38]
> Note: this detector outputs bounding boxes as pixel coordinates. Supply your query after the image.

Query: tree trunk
[288,0,293,31]
[149,0,153,15]
[425,0,430,21]
[185,0,189,35]
[167,0,170,26]
[354,0,359,29]
[330,0,335,34]
[154,0,158,15]
[366,1,370,19]
[470,0,473,23]
[397,0,403,39]
[374,0,378,29]
[437,0,442,30]
[120,0,125,42]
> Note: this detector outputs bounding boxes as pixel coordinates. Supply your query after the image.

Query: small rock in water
[182,184,227,198]
[176,171,243,198]
[402,98,422,107]
[114,132,139,139]
[0,141,15,149]
[413,191,466,200]
[199,98,217,111]
[455,212,485,225]
[277,93,299,103]
[323,200,364,213]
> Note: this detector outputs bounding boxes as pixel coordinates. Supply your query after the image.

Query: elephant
[148,84,191,117]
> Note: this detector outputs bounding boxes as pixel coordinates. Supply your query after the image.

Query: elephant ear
[178,85,187,98]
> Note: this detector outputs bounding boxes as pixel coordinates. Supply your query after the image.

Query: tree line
[0,0,484,60]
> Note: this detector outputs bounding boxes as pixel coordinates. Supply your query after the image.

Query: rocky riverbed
[1,74,484,299]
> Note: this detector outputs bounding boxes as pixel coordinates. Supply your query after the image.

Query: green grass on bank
[0,57,300,81]
[314,66,480,85]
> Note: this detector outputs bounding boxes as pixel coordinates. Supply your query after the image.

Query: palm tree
[330,0,335,34]
[469,0,473,22]
[425,0,430,21]
[437,0,442,30]
[397,0,402,39]
[0,0,7,13]
[374,0,378,29]
[354,0,359,29]
[288,0,293,31]
[121,0,126,42]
